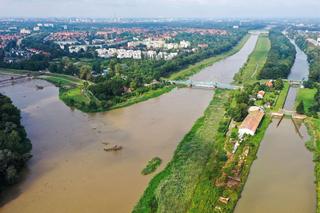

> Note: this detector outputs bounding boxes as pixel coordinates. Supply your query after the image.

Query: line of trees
[0,93,32,190]
[259,30,296,79]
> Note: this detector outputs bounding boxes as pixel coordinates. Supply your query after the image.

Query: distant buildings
[33,26,40,32]
[96,48,142,59]
[317,38,320,46]
[96,48,178,60]
[238,108,265,137]
[69,45,88,53]
[20,28,31,34]
[47,31,88,41]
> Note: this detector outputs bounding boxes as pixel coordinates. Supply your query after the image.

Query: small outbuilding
[257,90,265,99]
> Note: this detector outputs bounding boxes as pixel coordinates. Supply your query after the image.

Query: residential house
[257,90,265,99]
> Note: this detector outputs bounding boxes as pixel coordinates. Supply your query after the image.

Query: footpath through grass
[167,34,250,81]
[234,34,271,84]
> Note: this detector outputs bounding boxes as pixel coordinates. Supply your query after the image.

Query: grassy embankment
[0,68,175,112]
[233,34,271,84]
[167,34,250,80]
[133,83,290,213]
[273,81,290,111]
[133,89,230,213]
[295,88,320,212]
[133,30,289,212]
[188,82,289,213]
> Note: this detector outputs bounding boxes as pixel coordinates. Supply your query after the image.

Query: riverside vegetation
[141,157,162,175]
[0,93,32,191]
[234,34,270,84]
[133,80,289,213]
[133,29,297,212]
[294,34,320,211]
[6,30,248,113]
[258,30,296,80]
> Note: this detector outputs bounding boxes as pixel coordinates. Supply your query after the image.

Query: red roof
[239,110,265,133]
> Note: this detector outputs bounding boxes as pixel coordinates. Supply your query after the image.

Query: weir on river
[235,40,315,213]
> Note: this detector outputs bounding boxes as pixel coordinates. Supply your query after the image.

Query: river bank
[233,33,270,84]
[296,87,320,212]
[235,39,315,213]
[0,34,259,213]
[0,34,250,114]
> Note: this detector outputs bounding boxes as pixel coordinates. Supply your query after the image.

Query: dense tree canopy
[259,31,296,79]
[0,94,32,189]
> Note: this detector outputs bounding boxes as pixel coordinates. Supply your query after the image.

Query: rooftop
[239,110,265,133]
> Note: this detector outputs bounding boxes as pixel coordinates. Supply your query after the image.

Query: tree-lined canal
[0,34,258,213]
[235,40,315,213]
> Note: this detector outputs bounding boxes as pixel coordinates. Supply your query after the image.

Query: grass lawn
[295,88,317,113]
[234,34,271,84]
[167,34,250,80]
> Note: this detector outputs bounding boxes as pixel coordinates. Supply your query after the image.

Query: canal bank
[0,35,259,212]
[235,40,315,213]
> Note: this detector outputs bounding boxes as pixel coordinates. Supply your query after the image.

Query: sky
[0,0,319,18]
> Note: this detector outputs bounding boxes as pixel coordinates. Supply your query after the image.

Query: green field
[167,34,250,80]
[234,34,271,84]
[296,88,317,113]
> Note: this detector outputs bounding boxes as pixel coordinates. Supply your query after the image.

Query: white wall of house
[238,128,255,137]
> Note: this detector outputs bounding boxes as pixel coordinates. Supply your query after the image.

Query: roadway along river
[0,34,258,213]
[235,41,316,213]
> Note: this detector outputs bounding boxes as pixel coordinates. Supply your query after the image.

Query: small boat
[104,145,123,152]
[36,85,44,90]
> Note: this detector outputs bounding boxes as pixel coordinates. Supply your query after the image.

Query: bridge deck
[169,80,240,90]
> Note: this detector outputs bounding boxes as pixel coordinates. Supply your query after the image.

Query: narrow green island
[141,157,162,175]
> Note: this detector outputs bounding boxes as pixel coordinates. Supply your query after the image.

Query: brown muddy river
[235,41,316,213]
[0,34,258,213]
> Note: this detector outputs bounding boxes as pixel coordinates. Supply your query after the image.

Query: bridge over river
[168,80,240,90]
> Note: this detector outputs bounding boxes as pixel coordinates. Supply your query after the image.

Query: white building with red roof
[238,109,265,137]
